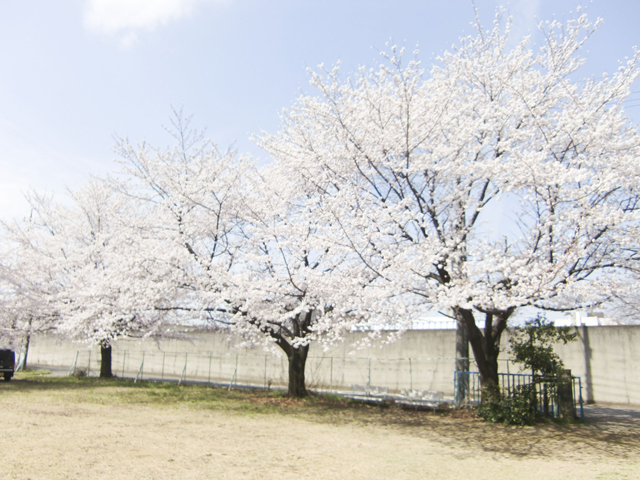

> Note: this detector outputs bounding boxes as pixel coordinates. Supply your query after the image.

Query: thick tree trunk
[275,337,309,398]
[458,307,514,399]
[286,345,309,398]
[454,313,469,405]
[271,312,313,398]
[100,343,113,378]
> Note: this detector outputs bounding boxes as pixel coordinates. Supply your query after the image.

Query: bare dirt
[0,380,638,479]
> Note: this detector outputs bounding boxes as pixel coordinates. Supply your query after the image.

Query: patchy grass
[13,368,52,379]
[0,374,443,421]
[0,374,639,477]
[0,375,577,428]
[0,373,595,454]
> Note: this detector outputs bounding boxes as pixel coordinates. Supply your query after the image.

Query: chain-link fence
[57,348,515,396]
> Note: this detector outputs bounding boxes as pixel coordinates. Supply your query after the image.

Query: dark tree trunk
[454,311,469,405]
[286,345,309,398]
[275,337,309,398]
[20,333,31,371]
[17,317,33,371]
[100,343,113,378]
[270,311,313,398]
[458,307,515,399]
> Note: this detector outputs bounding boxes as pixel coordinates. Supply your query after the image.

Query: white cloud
[83,0,213,46]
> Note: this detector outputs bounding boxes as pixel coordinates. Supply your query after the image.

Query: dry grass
[0,373,638,479]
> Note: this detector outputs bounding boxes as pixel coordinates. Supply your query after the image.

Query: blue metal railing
[454,371,584,420]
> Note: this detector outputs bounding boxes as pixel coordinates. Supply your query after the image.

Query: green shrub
[477,313,579,425]
[509,314,577,378]
[478,384,537,426]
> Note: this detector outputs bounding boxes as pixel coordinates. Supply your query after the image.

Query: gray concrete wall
[24,325,640,404]
[552,326,640,405]
[25,330,464,394]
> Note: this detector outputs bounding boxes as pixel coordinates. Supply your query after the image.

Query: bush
[477,384,537,426]
[477,314,579,425]
[509,314,577,379]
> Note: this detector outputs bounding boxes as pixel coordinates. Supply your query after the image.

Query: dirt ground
[0,380,638,480]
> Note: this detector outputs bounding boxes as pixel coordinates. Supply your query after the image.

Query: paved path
[584,403,640,424]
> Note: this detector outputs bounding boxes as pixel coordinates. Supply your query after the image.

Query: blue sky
[1,0,640,219]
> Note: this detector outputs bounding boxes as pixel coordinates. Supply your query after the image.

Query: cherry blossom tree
[223,165,362,397]
[0,272,59,369]
[607,270,640,324]
[57,181,171,377]
[0,205,61,367]
[1,183,167,377]
[112,110,251,326]
[257,12,640,392]
[114,111,361,397]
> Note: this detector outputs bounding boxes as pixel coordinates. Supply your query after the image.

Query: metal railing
[454,371,584,419]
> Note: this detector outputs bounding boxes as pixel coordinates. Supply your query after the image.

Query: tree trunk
[454,312,469,406]
[286,345,309,398]
[271,312,313,398]
[18,333,31,371]
[275,336,310,398]
[17,317,33,372]
[100,343,113,378]
[458,307,514,399]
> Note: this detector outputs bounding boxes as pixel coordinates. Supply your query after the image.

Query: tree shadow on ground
[291,398,640,462]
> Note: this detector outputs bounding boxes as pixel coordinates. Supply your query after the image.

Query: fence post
[134,352,145,383]
[209,354,213,384]
[179,353,188,385]
[263,355,267,389]
[68,351,79,376]
[15,347,23,372]
[161,352,165,381]
[578,377,584,420]
[228,354,238,391]
[367,358,371,388]
[473,373,478,404]
[557,369,575,419]
[409,358,413,391]
[330,357,333,392]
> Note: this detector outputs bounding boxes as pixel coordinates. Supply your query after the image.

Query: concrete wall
[25,330,465,395]
[553,326,640,405]
[24,325,640,404]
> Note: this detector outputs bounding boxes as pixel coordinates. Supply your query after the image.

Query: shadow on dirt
[294,399,640,461]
